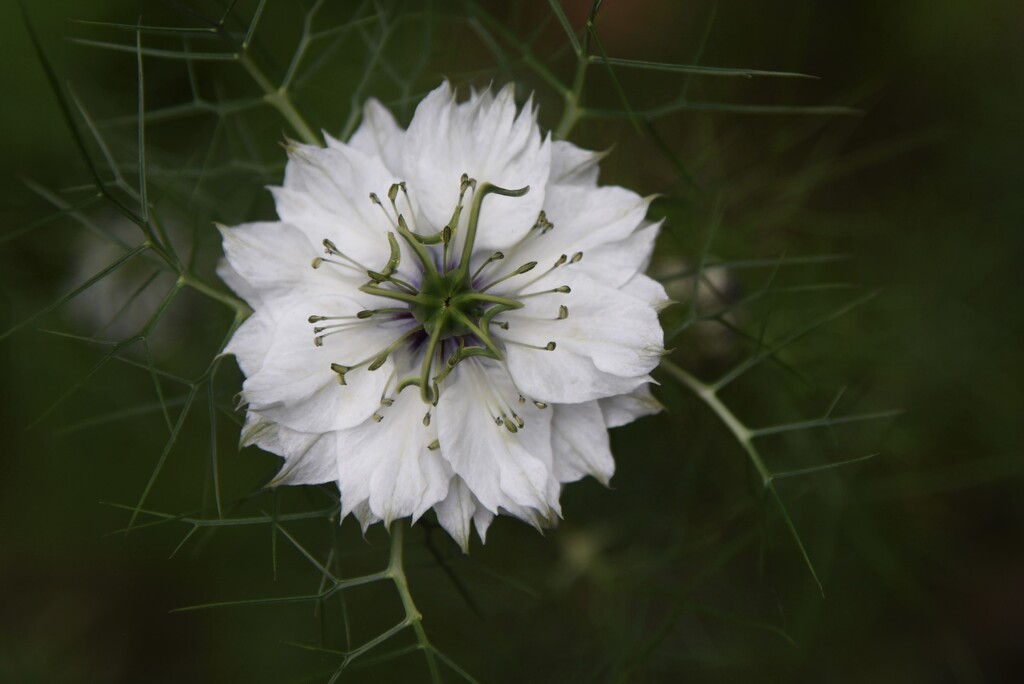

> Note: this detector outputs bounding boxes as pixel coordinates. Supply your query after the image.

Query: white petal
[620,272,672,311]
[219,222,321,297]
[433,476,478,553]
[216,259,260,306]
[350,500,382,534]
[477,184,651,288]
[241,294,409,432]
[501,273,664,403]
[436,360,560,518]
[599,384,663,428]
[473,507,495,543]
[241,415,337,486]
[506,347,648,406]
[577,221,662,290]
[550,401,615,485]
[550,140,606,186]
[344,98,404,174]
[402,82,551,253]
[332,388,451,525]
[224,308,274,376]
[273,142,400,270]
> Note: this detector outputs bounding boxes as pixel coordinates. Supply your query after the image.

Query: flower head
[219,82,666,551]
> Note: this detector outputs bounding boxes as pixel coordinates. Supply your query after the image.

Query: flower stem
[388,521,440,681]
[555,51,588,140]
[238,52,320,147]
[659,359,767,484]
[179,273,249,315]
[660,358,825,595]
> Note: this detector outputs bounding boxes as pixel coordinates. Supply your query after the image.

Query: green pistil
[452,182,531,287]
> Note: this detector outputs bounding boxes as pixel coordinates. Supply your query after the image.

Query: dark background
[1,1,1021,682]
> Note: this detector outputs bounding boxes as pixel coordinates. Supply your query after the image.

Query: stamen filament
[322,238,371,272]
[312,257,362,274]
[331,324,422,372]
[518,286,571,299]
[471,251,505,283]
[478,261,538,293]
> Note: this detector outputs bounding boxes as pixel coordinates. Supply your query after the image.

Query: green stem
[555,51,588,139]
[179,273,249,315]
[660,359,768,485]
[389,521,440,681]
[238,52,320,146]
[660,358,825,595]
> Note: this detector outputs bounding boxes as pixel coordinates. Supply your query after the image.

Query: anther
[501,416,519,433]
[518,395,526,405]
[517,261,538,274]
[373,413,384,423]
[330,363,349,384]
[380,397,394,407]
[545,341,557,351]
[323,238,339,254]
[311,257,323,269]
[428,439,441,451]
[422,412,431,427]
[532,210,553,233]
[534,401,548,409]
[471,252,505,282]
[367,354,388,371]
[571,251,583,263]
[558,305,569,320]
[519,285,571,299]
[357,310,375,319]
[369,192,381,205]
[513,413,525,428]
[554,254,568,267]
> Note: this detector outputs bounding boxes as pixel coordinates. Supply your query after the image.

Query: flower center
[408,270,479,340]
[309,175,573,410]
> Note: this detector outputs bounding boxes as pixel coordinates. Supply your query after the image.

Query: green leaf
[589,55,817,79]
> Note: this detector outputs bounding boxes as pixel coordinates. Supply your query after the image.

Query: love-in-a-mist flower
[218,82,666,551]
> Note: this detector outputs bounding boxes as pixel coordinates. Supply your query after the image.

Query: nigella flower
[218,82,666,551]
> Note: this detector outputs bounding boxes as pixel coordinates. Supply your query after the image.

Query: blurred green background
[1,0,1022,682]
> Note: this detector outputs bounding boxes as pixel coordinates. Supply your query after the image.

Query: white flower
[218,82,666,551]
